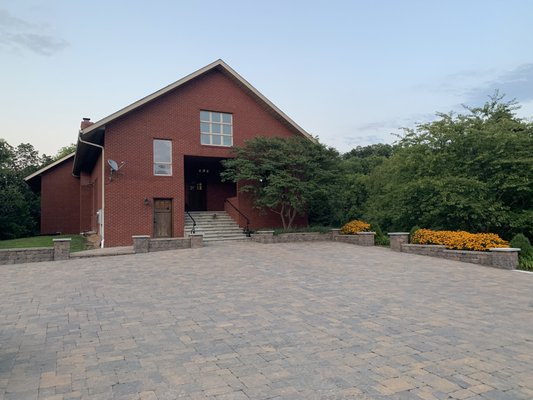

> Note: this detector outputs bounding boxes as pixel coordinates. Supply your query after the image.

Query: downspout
[78,132,105,248]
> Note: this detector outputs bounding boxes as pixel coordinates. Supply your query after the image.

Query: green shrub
[510,233,533,271]
[510,233,533,258]
[371,223,390,246]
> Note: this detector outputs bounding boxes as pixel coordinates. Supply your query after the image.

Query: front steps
[184,211,249,242]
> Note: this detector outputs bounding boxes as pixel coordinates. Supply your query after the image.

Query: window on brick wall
[153,139,172,176]
[200,110,233,146]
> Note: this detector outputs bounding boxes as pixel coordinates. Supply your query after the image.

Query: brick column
[132,235,150,253]
[357,232,376,246]
[53,238,71,261]
[330,229,341,240]
[388,232,409,252]
[190,234,203,249]
[489,248,520,270]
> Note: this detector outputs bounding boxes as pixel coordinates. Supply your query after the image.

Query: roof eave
[24,152,76,182]
[72,128,105,177]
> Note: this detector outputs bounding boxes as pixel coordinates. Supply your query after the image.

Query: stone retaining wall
[333,233,375,246]
[388,233,519,270]
[0,248,53,265]
[253,230,376,246]
[132,234,203,253]
[149,238,192,252]
[0,239,71,265]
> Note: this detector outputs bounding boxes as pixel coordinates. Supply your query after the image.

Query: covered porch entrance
[184,156,236,211]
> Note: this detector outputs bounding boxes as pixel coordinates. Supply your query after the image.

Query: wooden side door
[153,199,172,238]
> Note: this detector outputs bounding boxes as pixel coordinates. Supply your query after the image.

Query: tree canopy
[363,95,532,239]
[221,137,341,229]
[0,140,51,239]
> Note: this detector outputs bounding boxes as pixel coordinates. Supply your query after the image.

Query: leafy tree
[0,139,49,239]
[333,143,395,224]
[221,137,341,229]
[363,94,533,239]
[54,143,77,160]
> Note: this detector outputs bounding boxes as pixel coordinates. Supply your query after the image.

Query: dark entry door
[154,199,172,237]
[188,181,207,211]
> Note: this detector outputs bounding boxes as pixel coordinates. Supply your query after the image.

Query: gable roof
[79,59,314,141]
[24,152,76,191]
[73,59,315,176]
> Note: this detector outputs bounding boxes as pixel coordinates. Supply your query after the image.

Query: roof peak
[78,59,312,141]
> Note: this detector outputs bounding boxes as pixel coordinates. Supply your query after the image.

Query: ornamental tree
[221,136,341,229]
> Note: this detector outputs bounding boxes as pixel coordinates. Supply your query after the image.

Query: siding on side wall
[40,158,81,234]
[101,69,307,247]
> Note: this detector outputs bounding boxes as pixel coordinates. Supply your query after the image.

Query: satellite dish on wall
[108,159,119,171]
[107,159,125,181]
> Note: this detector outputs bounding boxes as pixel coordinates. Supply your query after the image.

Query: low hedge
[411,229,508,251]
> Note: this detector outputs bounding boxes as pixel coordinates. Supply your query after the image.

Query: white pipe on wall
[78,133,105,248]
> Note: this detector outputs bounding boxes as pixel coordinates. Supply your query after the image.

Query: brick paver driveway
[1,242,532,400]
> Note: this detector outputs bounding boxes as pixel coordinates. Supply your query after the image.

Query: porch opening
[184,156,236,211]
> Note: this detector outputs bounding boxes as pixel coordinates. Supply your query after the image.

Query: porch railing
[185,207,196,234]
[224,198,251,237]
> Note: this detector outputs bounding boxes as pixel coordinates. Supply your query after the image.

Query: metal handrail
[224,198,251,237]
[185,208,197,234]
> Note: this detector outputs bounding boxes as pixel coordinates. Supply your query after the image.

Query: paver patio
[0,241,532,400]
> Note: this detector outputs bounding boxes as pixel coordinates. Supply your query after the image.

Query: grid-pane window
[200,111,233,146]
[153,139,172,176]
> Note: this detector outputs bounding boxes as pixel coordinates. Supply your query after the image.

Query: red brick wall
[100,68,308,246]
[206,181,235,211]
[233,190,308,231]
[40,158,81,234]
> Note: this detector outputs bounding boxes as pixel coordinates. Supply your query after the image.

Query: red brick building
[25,60,313,247]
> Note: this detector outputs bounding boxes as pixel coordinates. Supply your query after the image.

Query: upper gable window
[153,139,172,176]
[200,111,233,147]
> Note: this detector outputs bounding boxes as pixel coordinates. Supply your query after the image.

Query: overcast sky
[1,0,533,155]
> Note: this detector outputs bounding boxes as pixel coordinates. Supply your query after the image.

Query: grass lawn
[0,235,87,253]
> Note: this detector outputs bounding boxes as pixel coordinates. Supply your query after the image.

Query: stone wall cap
[356,231,376,235]
[256,230,275,234]
[52,238,72,242]
[388,232,410,235]
[443,249,491,255]
[189,233,204,237]
[0,247,51,252]
[132,235,150,239]
[489,247,521,252]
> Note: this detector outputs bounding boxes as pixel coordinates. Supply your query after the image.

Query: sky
[1,0,533,156]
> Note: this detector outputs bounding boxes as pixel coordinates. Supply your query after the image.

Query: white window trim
[153,139,172,176]
[200,110,233,147]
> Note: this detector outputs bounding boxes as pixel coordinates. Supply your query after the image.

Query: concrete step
[185,222,243,227]
[185,225,243,232]
[185,218,234,223]
[184,211,248,241]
